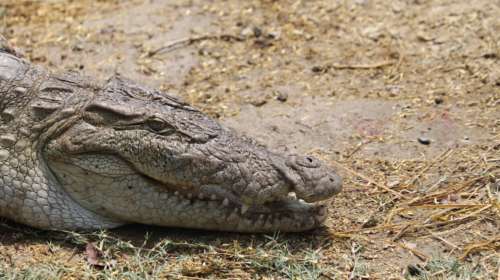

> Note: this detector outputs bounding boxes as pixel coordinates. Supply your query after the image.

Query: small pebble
[252,27,262,38]
[311,66,324,73]
[267,30,281,39]
[407,264,422,276]
[240,27,253,37]
[254,39,273,48]
[483,53,497,59]
[250,98,267,107]
[72,44,84,52]
[387,180,400,188]
[276,91,288,102]
[418,137,431,145]
[361,216,378,228]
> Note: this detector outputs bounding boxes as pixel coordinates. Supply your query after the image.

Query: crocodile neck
[0,50,121,229]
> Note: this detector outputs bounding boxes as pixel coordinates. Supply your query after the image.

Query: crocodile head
[44,76,342,232]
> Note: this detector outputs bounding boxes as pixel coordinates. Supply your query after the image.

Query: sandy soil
[1,0,499,279]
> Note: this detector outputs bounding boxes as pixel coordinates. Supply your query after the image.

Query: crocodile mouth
[143,174,330,232]
[48,152,332,232]
[219,196,330,232]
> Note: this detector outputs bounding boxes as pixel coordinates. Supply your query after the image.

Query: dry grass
[1,0,499,279]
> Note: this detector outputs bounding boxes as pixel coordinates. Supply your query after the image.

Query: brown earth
[1,0,499,279]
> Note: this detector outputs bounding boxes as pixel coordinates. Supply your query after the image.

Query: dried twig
[425,229,458,250]
[406,176,483,206]
[147,34,245,57]
[392,224,412,241]
[344,140,371,159]
[405,149,454,187]
[423,205,492,229]
[332,161,407,199]
[334,221,414,235]
[330,61,394,70]
[460,235,500,260]
[429,219,482,237]
[397,242,429,261]
[411,203,487,209]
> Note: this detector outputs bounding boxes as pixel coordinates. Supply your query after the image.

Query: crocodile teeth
[198,193,204,199]
[241,204,250,214]
[288,192,297,199]
[210,194,217,200]
[222,198,229,206]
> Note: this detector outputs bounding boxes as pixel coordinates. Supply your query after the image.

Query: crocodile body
[0,37,342,232]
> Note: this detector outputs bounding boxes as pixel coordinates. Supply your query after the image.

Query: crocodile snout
[285,155,342,202]
[271,154,342,203]
[309,168,342,201]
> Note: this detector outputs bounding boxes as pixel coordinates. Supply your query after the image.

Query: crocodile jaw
[47,153,330,232]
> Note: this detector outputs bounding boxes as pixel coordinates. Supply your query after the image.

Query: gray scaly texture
[0,35,342,232]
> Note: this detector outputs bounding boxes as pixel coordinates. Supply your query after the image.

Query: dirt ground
[1,0,499,279]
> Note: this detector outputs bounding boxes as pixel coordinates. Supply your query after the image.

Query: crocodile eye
[146,118,167,132]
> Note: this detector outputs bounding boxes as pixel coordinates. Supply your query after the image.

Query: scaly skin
[0,36,342,232]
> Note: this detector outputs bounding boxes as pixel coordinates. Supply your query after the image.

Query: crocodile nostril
[294,156,320,168]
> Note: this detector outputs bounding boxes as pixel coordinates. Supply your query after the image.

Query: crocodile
[0,36,342,232]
